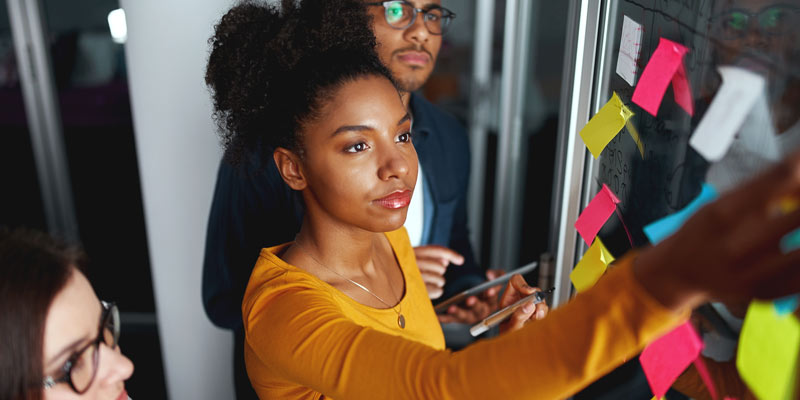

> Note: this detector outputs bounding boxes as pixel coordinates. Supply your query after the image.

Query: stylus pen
[469,288,554,337]
[433,261,539,313]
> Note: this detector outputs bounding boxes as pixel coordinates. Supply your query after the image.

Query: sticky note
[616,15,643,86]
[774,295,799,316]
[626,119,645,158]
[640,322,704,399]
[644,183,717,244]
[736,300,800,400]
[570,238,615,293]
[632,38,694,116]
[780,228,800,253]
[693,357,719,400]
[579,92,635,159]
[575,184,621,246]
[689,66,766,162]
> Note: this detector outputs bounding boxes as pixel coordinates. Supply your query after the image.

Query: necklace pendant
[397,314,405,329]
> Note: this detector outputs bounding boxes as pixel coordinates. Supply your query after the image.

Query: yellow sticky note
[579,92,634,158]
[778,196,800,214]
[570,238,615,293]
[626,119,645,158]
[736,300,800,400]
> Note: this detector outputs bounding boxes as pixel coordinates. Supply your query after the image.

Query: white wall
[121,1,235,399]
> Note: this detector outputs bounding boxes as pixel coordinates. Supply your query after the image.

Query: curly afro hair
[205,0,395,163]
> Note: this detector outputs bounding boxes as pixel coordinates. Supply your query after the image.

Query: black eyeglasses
[711,4,800,40]
[42,301,120,394]
[367,1,456,35]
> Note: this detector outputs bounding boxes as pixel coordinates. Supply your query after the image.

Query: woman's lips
[397,51,430,66]
[375,190,412,209]
[115,389,129,400]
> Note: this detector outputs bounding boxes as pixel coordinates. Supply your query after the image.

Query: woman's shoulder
[243,244,331,312]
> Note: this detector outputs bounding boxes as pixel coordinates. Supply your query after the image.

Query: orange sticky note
[570,238,615,293]
[575,184,621,246]
[632,38,694,117]
[579,92,634,158]
[736,301,800,400]
[640,322,703,398]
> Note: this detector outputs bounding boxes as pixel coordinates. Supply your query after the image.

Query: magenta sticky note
[640,322,704,398]
[574,184,621,246]
[693,357,719,400]
[672,62,694,116]
[632,38,690,116]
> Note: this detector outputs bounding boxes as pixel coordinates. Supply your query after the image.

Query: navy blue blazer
[202,93,484,330]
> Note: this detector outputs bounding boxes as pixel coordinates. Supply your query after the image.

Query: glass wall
[3,0,166,397]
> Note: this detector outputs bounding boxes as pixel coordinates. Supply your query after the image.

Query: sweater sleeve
[244,253,689,400]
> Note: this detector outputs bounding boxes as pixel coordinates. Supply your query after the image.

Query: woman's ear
[273,148,307,191]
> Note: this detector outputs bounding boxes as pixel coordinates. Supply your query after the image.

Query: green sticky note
[736,300,800,400]
[579,92,634,158]
[570,238,615,293]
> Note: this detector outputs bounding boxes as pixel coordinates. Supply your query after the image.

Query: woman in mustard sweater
[204,1,800,399]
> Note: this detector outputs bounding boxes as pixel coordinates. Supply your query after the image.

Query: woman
[205,1,800,399]
[0,228,134,400]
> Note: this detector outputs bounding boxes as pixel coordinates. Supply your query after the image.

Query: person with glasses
[202,0,507,398]
[205,1,800,399]
[0,228,133,400]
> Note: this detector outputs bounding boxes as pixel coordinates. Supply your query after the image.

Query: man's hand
[437,269,505,325]
[414,245,464,299]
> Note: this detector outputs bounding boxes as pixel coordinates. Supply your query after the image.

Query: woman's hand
[635,150,800,312]
[498,274,549,334]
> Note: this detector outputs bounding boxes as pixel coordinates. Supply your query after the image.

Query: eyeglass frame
[710,3,800,39]
[42,301,120,394]
[366,1,456,35]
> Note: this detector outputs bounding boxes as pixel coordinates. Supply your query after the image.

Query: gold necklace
[294,238,405,329]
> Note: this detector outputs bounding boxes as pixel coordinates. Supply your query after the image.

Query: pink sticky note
[574,184,621,246]
[693,357,718,400]
[672,62,694,116]
[640,322,704,398]
[632,38,691,116]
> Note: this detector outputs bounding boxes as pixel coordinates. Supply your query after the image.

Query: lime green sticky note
[736,300,800,400]
[579,92,634,158]
[570,238,615,293]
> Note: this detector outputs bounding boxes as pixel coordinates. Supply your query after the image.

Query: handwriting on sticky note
[570,238,615,293]
[643,183,717,244]
[737,301,800,400]
[575,184,621,246]
[640,322,704,399]
[632,38,693,116]
[616,15,643,86]
[579,93,635,159]
[689,66,766,162]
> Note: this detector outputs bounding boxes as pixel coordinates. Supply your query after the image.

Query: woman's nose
[96,344,135,388]
[377,148,410,181]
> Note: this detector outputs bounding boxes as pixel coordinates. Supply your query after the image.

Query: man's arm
[202,155,302,330]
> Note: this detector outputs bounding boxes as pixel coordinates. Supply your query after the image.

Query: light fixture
[107,8,127,44]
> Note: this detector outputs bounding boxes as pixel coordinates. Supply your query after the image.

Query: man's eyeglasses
[712,4,800,40]
[42,301,120,394]
[367,1,456,35]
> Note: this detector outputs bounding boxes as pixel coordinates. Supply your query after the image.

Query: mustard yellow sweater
[242,228,687,399]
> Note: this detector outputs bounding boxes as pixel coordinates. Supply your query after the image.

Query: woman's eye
[345,142,368,153]
[397,132,412,143]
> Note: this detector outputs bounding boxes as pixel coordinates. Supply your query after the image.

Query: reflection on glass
[0,0,48,231]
